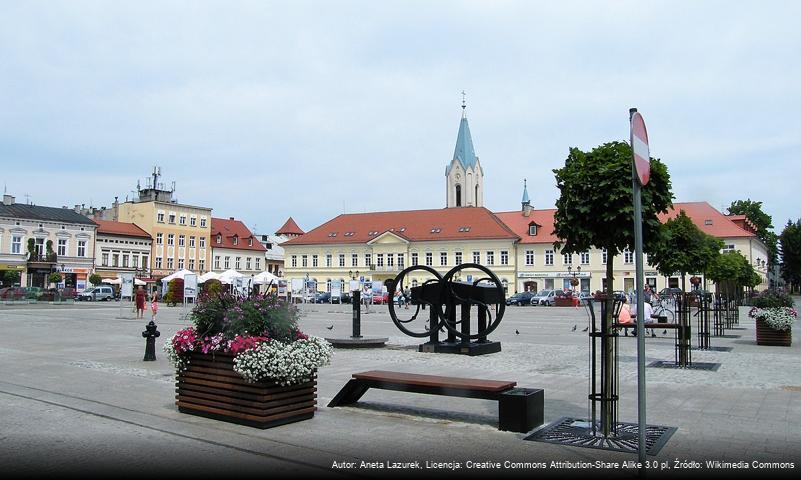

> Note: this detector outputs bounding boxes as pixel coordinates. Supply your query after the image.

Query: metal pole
[630,107,647,467]
[352,290,361,338]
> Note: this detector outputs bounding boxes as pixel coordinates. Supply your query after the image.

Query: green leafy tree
[164,278,184,306]
[727,199,778,266]
[88,274,103,286]
[48,272,63,285]
[779,219,801,293]
[707,251,760,298]
[649,210,723,292]
[2,270,21,286]
[27,238,36,259]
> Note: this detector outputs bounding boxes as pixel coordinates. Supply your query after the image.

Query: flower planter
[554,297,578,307]
[176,352,317,428]
[755,318,792,347]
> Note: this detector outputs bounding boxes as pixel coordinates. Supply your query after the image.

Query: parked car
[372,292,389,304]
[506,291,536,306]
[314,292,331,303]
[530,289,557,306]
[659,287,683,297]
[78,285,115,301]
[0,287,26,300]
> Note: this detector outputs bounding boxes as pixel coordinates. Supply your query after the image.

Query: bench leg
[328,379,370,407]
[498,388,544,433]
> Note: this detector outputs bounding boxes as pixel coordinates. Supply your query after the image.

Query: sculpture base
[325,336,388,348]
[418,341,501,356]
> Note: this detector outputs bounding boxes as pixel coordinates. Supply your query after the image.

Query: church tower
[445,95,484,208]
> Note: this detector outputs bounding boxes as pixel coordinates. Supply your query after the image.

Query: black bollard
[352,290,361,338]
[142,320,160,361]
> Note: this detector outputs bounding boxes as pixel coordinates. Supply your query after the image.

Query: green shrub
[752,290,795,309]
[164,278,184,306]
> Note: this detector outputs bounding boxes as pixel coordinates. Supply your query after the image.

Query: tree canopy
[727,199,778,265]
[779,219,801,292]
[648,210,722,284]
[707,250,760,296]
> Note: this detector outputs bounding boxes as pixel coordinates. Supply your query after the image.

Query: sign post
[118,273,135,319]
[630,107,650,467]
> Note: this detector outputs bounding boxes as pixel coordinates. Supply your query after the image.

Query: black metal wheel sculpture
[387,265,443,338]
[436,263,506,341]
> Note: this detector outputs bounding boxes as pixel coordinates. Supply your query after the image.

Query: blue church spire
[451,92,478,170]
[521,178,530,205]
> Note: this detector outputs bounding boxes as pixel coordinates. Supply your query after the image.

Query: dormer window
[233,236,238,246]
[328,232,338,237]
[344,232,355,237]
[216,234,222,244]
[430,228,442,234]
[529,224,538,236]
[704,219,713,225]
[458,226,471,232]
[248,238,253,246]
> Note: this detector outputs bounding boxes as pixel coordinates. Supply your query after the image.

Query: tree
[88,274,103,286]
[707,251,760,298]
[48,272,63,285]
[2,270,21,287]
[727,199,778,266]
[780,219,801,293]
[164,278,184,306]
[648,210,723,292]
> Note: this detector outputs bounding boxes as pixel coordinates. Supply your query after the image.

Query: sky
[1,0,799,237]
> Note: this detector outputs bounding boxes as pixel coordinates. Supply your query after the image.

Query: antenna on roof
[461,90,467,117]
[24,193,30,204]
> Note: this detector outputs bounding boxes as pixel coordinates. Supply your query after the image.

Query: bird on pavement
[582,326,589,332]
[651,331,656,338]
[571,325,577,332]
[663,330,668,335]
[515,329,520,335]
[326,324,333,330]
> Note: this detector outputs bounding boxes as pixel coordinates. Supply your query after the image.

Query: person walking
[150,293,159,321]
[135,286,146,319]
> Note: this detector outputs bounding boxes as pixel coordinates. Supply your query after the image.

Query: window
[500,250,509,265]
[455,251,462,265]
[200,217,207,228]
[188,260,194,270]
[132,256,138,268]
[190,216,196,227]
[11,236,22,254]
[545,249,554,266]
[528,224,538,236]
[57,239,67,256]
[425,252,433,266]
[411,252,418,266]
[255,258,260,270]
[224,257,230,269]
[473,251,480,264]
[326,254,332,267]
[352,254,358,267]
[387,254,394,267]
[339,254,345,267]
[624,248,634,264]
[233,237,238,246]
[178,259,184,269]
[440,252,448,266]
[179,215,186,225]
[198,259,205,271]
[235,257,241,270]
[189,236,195,248]
[563,252,572,265]
[156,233,163,245]
[722,244,736,253]
[167,234,174,246]
[302,255,308,267]
[581,251,590,264]
[167,258,174,269]
[122,255,128,267]
[602,248,608,265]
[155,257,162,269]
[142,256,148,268]
[312,255,318,267]
[365,253,371,267]
[77,240,87,257]
[486,251,495,265]
[248,238,253,247]
[216,234,222,244]
[525,250,534,265]
[199,237,206,248]
[178,235,185,247]
[376,254,384,267]
[157,212,165,223]
[169,214,176,224]
[102,252,109,266]
[214,256,221,269]
[398,253,405,268]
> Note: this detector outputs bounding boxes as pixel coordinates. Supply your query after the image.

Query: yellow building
[113,169,212,279]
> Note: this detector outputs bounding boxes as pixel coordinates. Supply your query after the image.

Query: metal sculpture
[387,263,505,356]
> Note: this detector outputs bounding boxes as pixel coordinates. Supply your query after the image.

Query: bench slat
[352,370,516,392]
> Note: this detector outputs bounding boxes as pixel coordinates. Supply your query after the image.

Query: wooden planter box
[755,318,792,347]
[176,352,317,428]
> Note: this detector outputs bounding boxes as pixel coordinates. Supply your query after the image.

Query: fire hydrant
[142,320,160,361]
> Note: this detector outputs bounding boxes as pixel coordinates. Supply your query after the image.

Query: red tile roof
[94,219,151,239]
[283,207,519,246]
[211,217,267,252]
[276,217,304,236]
[497,201,756,244]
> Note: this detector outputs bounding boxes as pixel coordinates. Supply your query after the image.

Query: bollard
[352,290,361,338]
[142,320,160,361]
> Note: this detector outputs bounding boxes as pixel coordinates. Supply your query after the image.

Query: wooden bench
[328,370,543,433]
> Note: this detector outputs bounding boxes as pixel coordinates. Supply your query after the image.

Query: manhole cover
[524,417,675,455]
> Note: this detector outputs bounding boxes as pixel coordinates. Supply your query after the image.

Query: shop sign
[518,271,591,279]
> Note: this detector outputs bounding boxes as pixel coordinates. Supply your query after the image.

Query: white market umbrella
[134,278,146,286]
[253,271,279,285]
[101,278,121,285]
[218,269,245,284]
[162,269,195,282]
[198,271,221,284]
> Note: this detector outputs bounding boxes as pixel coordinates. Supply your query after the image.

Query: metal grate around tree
[524,417,676,455]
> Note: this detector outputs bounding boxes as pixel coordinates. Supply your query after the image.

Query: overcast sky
[1,1,799,237]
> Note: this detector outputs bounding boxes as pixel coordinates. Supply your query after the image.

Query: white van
[78,285,115,301]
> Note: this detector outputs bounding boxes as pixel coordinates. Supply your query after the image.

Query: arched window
[475,185,479,205]
[455,184,462,207]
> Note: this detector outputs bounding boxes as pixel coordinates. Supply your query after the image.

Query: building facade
[211,217,266,275]
[0,194,98,290]
[93,220,153,281]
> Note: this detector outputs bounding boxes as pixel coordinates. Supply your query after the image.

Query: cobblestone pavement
[1,299,799,478]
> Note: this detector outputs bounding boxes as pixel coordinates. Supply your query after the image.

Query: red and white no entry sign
[630,111,650,186]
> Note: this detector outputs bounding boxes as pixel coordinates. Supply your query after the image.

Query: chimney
[74,204,81,213]
[3,194,15,205]
[229,217,234,220]
[523,204,532,217]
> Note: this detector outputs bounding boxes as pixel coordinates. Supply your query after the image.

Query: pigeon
[662,330,668,335]
[571,325,577,332]
[582,326,589,332]
[515,329,520,335]
[326,324,334,330]
[651,331,656,338]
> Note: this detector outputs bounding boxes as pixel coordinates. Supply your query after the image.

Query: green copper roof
[452,116,478,170]
[521,179,530,205]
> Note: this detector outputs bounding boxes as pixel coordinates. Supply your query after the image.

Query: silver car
[78,285,115,301]
[529,289,556,306]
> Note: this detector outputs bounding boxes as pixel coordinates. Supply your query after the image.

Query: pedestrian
[643,284,653,305]
[135,286,146,319]
[150,292,159,321]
